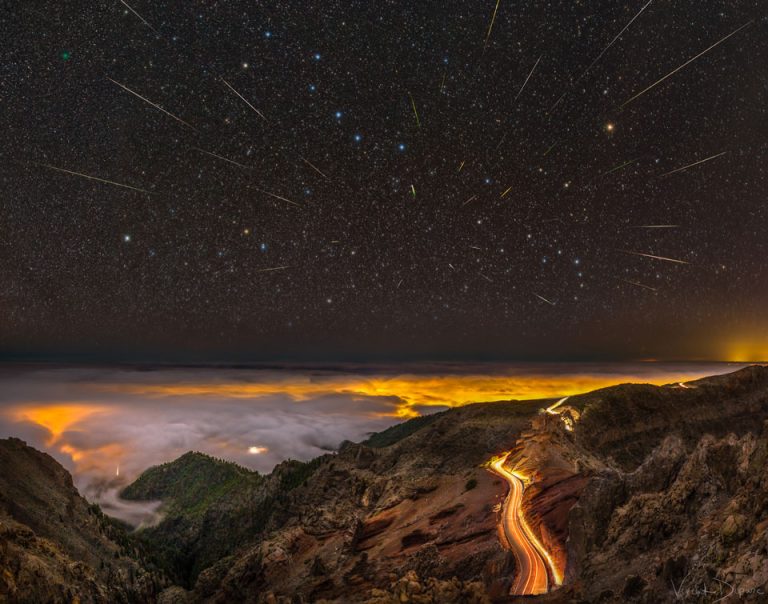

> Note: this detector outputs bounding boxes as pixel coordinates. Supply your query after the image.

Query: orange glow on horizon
[3,365,748,479]
[94,370,730,418]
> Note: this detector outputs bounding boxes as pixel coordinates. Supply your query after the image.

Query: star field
[2,1,767,360]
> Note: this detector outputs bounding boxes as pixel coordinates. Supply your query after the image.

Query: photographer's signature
[671,576,766,602]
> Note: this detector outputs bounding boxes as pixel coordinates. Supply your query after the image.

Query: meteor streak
[600,158,638,177]
[256,189,302,208]
[301,157,329,180]
[660,151,727,177]
[620,250,689,264]
[221,78,268,121]
[193,147,250,170]
[621,21,752,108]
[578,0,654,81]
[515,56,541,101]
[500,186,512,198]
[108,78,197,130]
[462,194,478,206]
[408,92,421,127]
[533,293,555,306]
[484,0,501,48]
[255,266,290,273]
[119,0,159,34]
[36,163,152,194]
[620,278,658,292]
[632,225,679,229]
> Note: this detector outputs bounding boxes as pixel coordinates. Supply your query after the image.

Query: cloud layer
[0,362,745,523]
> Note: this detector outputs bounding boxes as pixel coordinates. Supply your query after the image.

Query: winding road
[490,453,557,596]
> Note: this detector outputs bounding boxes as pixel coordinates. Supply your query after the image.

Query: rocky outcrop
[0,438,165,603]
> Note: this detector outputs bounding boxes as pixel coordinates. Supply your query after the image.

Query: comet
[193,147,250,170]
[660,151,727,177]
[119,0,159,35]
[221,78,268,121]
[408,92,421,128]
[619,250,689,264]
[36,163,152,194]
[484,0,501,48]
[578,0,654,82]
[621,20,752,108]
[108,78,197,130]
[256,189,301,208]
[301,157,329,180]
[533,292,555,306]
[514,55,541,101]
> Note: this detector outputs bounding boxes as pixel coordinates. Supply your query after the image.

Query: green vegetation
[363,411,445,448]
[121,451,258,517]
[121,450,325,586]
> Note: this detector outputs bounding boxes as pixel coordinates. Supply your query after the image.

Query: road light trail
[660,151,727,177]
[108,78,197,130]
[621,21,752,108]
[489,453,561,595]
[36,163,152,194]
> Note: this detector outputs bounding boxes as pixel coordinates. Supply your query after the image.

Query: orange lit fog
[1,363,747,487]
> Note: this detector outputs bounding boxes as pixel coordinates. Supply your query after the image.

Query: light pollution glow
[0,362,750,509]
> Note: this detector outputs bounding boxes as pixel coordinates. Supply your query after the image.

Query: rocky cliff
[0,438,166,603]
[2,366,768,603]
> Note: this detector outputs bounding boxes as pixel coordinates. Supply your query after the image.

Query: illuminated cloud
[0,362,748,523]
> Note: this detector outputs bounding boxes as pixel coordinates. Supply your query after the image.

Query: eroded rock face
[0,438,165,604]
[4,367,768,603]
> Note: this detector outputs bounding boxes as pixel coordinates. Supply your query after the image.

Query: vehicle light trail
[489,452,562,595]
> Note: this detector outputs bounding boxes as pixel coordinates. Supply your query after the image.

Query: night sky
[2,1,767,361]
